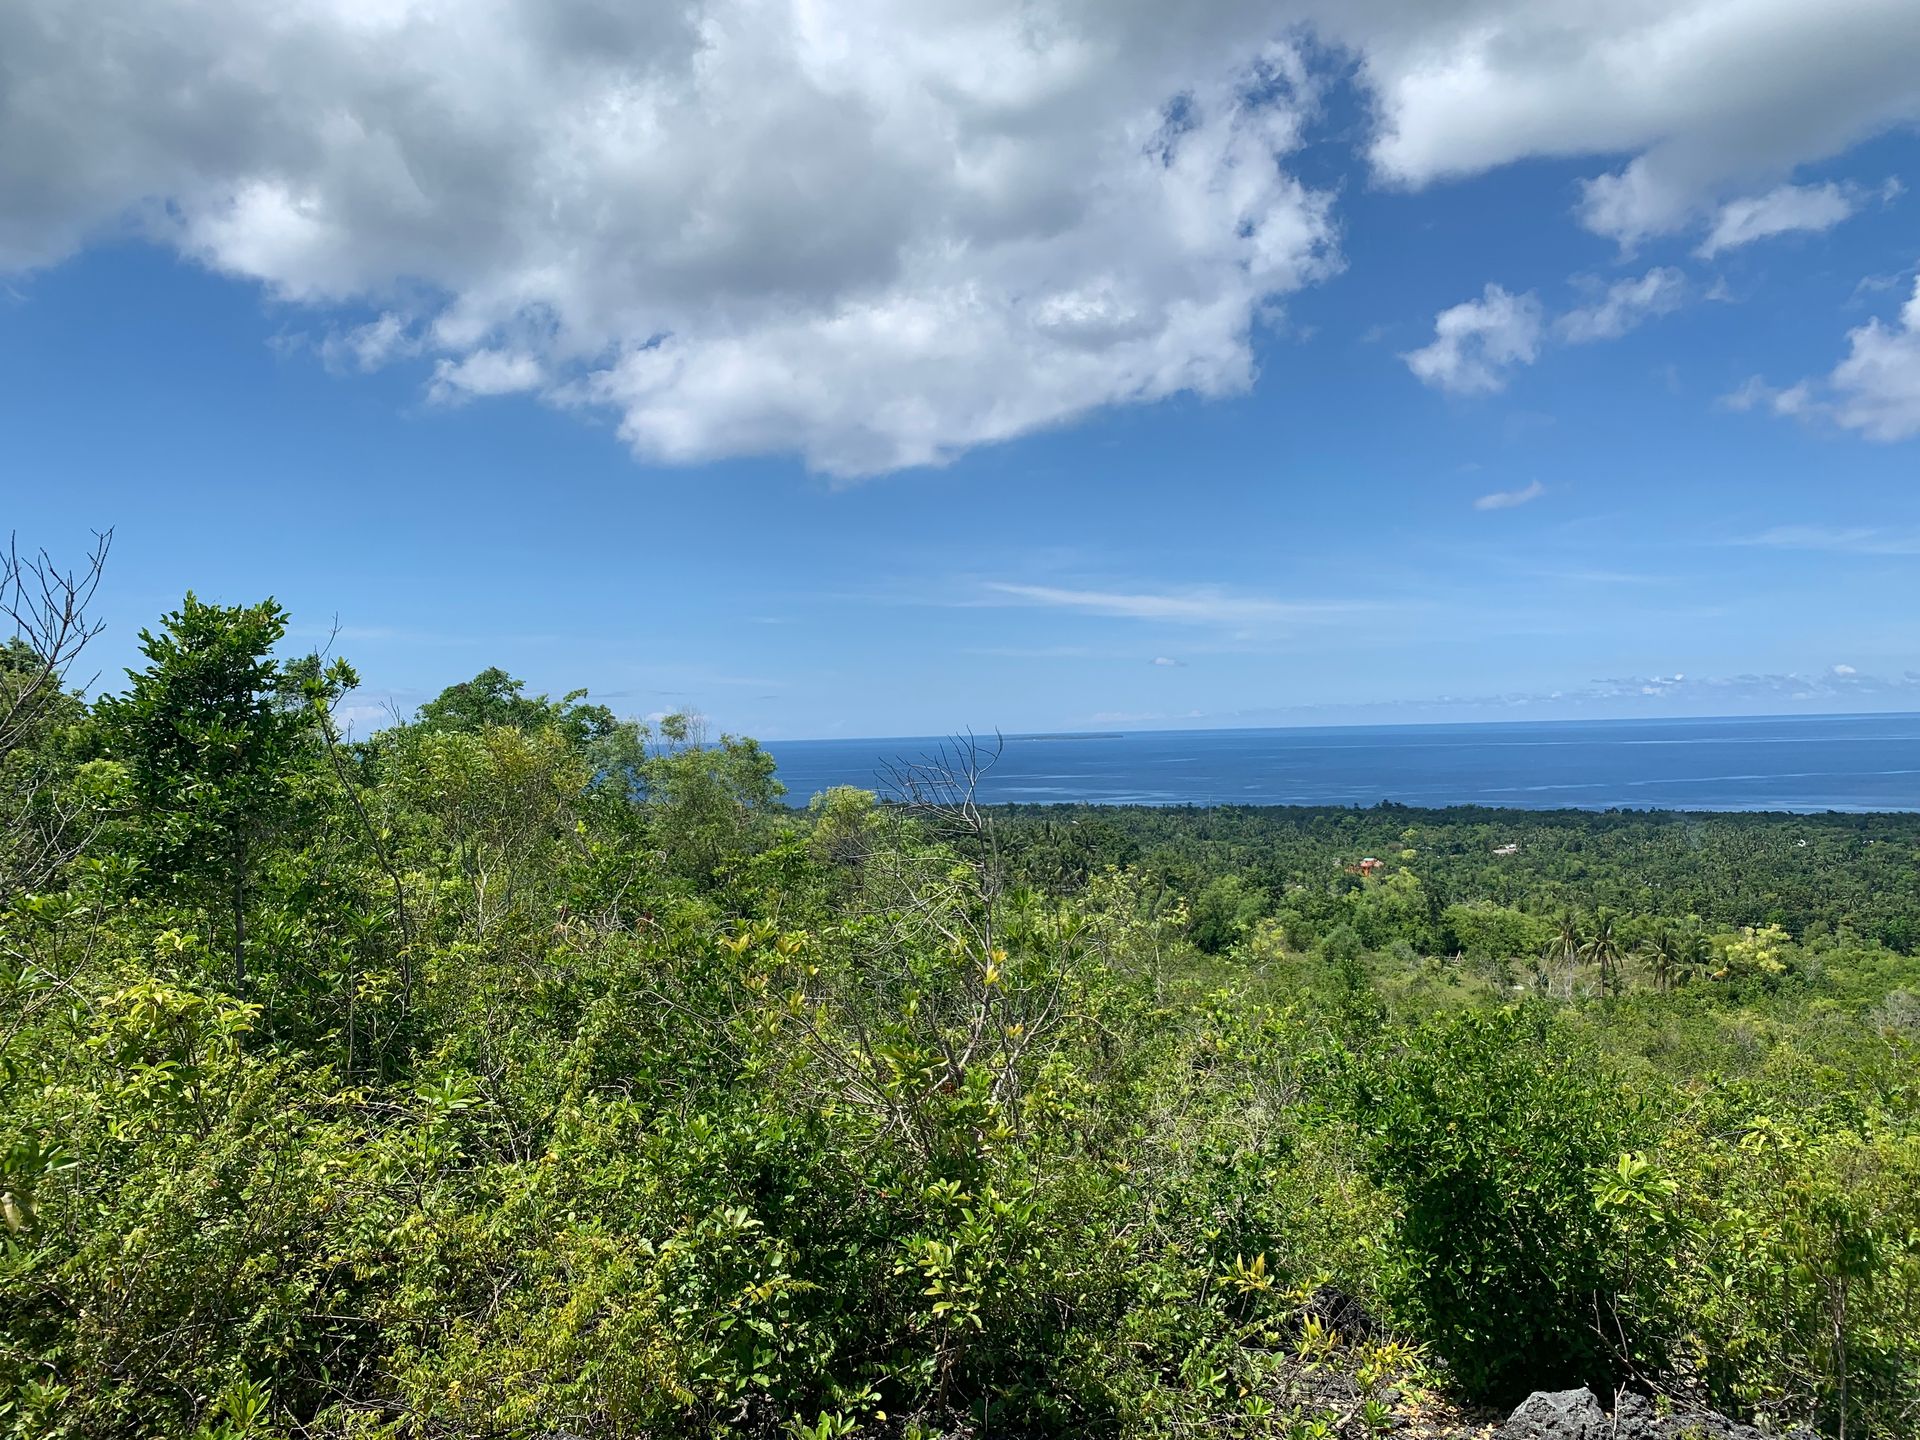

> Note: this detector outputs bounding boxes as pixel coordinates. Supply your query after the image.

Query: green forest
[2,560,1917,1438]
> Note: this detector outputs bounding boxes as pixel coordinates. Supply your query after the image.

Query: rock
[1492,1387,1818,1440]
[1611,1391,1658,1438]
[1301,1281,1379,1341]
[1652,1414,1813,1440]
[1497,1387,1609,1440]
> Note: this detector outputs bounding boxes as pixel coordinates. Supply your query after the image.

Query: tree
[0,531,109,760]
[416,666,616,748]
[1678,927,1710,986]
[1,531,110,891]
[97,594,351,989]
[1640,927,1681,994]
[639,713,784,883]
[1549,911,1583,1001]
[1712,922,1792,985]
[1443,901,1549,965]
[1581,910,1627,995]
[1189,872,1269,954]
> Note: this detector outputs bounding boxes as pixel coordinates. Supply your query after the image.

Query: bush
[1343,1006,1638,1403]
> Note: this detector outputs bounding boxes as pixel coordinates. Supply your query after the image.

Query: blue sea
[768,713,1920,813]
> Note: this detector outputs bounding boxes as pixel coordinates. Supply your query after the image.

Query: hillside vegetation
[2,579,1916,1438]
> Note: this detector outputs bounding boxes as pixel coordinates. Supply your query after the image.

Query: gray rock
[1301,1281,1380,1341]
[1612,1391,1658,1438]
[1492,1387,1819,1440]
[1497,1387,1610,1440]
[1653,1414,1814,1440]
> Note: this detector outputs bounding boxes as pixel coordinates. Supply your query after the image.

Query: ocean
[767,712,1920,813]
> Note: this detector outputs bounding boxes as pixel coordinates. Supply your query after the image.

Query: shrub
[1343,1006,1637,1403]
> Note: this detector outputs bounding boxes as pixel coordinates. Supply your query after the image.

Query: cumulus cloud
[1727,274,1920,442]
[0,0,1348,477]
[1337,1,1920,247]
[1828,275,1920,440]
[1559,268,1687,343]
[1403,285,1544,395]
[1697,182,1857,258]
[1414,266,1686,397]
[1473,479,1545,511]
[5,1,1920,471]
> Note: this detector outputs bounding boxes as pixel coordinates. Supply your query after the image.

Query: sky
[4,0,1920,741]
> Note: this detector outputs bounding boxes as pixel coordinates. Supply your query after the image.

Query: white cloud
[1577,667,1920,705]
[1729,274,1920,442]
[1697,182,1857,258]
[1726,524,1920,554]
[1559,267,1687,343]
[429,350,544,404]
[1828,275,1920,440]
[981,581,1362,627]
[0,1,1344,478]
[1474,479,1545,511]
[1412,266,1685,395]
[1335,2,1920,247]
[1403,285,1544,395]
[322,312,415,373]
[1151,655,1185,666]
[6,2,1920,471]
[1199,665,1920,726]
[1721,376,1818,418]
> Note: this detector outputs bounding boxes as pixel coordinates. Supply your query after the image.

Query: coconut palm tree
[1581,910,1626,995]
[1678,927,1710,988]
[1641,927,1682,994]
[1550,911,1582,1000]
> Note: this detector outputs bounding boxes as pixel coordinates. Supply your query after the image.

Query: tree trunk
[232,852,247,993]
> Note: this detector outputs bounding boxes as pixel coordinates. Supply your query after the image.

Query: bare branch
[1,528,112,755]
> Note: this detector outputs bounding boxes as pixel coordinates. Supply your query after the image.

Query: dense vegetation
[2,554,1916,1438]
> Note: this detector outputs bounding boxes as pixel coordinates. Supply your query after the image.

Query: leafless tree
[849,733,1067,1135]
[1,530,113,891]
[1,530,111,754]
[876,728,1004,864]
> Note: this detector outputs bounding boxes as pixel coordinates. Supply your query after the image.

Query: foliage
[1340,1007,1637,1403]
[0,583,1916,1438]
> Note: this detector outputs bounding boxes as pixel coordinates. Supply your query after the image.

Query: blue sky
[4,4,1919,740]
